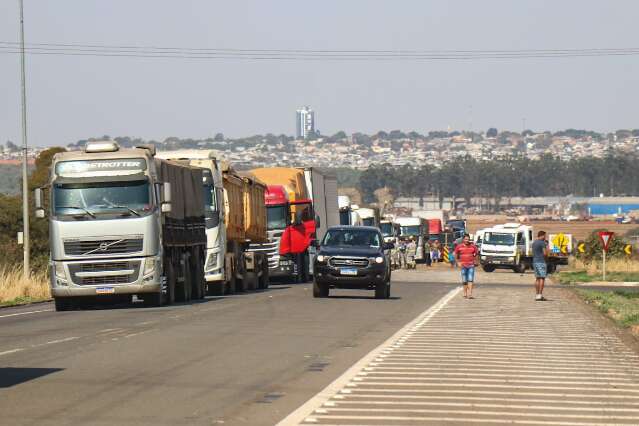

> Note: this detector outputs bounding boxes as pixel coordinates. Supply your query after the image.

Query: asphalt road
[0,275,453,426]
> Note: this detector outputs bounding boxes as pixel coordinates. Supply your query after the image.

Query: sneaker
[535,294,542,301]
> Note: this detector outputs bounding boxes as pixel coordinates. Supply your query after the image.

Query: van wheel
[313,279,328,298]
[54,297,74,311]
[482,265,496,273]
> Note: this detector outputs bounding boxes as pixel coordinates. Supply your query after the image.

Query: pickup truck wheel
[54,297,73,311]
[482,265,496,273]
[313,279,328,298]
[385,280,391,299]
[375,281,387,299]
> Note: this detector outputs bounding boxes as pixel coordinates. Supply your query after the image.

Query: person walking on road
[532,230,550,301]
[454,233,478,299]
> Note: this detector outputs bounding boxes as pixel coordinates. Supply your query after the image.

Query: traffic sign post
[598,231,614,281]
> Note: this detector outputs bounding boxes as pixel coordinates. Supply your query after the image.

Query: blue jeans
[461,266,475,283]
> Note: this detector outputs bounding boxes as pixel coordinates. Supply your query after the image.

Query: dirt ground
[466,217,637,241]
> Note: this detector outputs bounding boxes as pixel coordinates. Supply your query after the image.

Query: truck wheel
[513,263,526,274]
[245,271,258,291]
[548,264,557,274]
[482,265,496,273]
[313,279,329,298]
[54,297,74,311]
[143,291,163,307]
[375,281,387,299]
[259,257,270,290]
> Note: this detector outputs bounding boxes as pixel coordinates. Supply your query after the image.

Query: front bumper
[314,263,387,289]
[480,255,516,267]
[268,254,298,278]
[50,257,161,297]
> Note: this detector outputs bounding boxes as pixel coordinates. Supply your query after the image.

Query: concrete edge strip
[276,285,462,426]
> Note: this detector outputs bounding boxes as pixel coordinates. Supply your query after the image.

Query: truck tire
[245,271,258,291]
[54,297,74,311]
[375,280,388,299]
[513,262,526,274]
[547,263,557,274]
[165,258,177,305]
[259,257,270,290]
[313,279,329,298]
[482,265,496,273]
[143,291,163,307]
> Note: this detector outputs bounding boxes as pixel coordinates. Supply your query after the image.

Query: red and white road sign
[598,231,614,252]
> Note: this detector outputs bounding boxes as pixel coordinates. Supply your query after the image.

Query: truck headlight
[316,255,326,263]
[205,253,218,271]
[144,257,156,275]
[375,256,384,264]
[54,261,66,279]
[481,256,486,260]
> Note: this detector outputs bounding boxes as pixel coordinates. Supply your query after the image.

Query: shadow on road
[0,367,64,388]
[327,295,401,301]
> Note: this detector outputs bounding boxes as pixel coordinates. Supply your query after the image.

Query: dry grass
[570,257,639,274]
[0,266,51,305]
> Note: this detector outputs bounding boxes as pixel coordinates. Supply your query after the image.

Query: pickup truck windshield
[380,222,393,236]
[484,232,515,245]
[400,225,421,237]
[53,180,151,217]
[267,205,288,230]
[323,229,381,248]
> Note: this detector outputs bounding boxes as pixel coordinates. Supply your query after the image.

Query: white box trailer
[303,168,339,274]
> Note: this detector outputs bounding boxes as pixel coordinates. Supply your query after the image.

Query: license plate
[96,287,115,294]
[340,268,358,276]
[493,261,501,264]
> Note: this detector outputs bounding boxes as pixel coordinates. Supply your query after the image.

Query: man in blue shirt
[532,230,549,301]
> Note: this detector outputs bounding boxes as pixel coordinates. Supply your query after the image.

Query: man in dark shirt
[532,230,549,301]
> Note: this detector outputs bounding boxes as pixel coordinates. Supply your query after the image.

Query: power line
[1,41,639,61]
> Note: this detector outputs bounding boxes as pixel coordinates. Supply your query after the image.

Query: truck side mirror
[34,188,45,218]
[161,182,172,213]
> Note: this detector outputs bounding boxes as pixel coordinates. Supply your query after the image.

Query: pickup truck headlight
[54,261,66,279]
[375,256,384,264]
[316,255,326,263]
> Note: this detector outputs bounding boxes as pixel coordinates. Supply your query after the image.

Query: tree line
[359,154,639,206]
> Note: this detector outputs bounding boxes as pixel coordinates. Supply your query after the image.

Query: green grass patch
[0,296,50,308]
[558,270,639,284]
[576,289,639,328]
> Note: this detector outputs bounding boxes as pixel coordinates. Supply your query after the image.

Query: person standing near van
[454,234,478,299]
[532,231,549,301]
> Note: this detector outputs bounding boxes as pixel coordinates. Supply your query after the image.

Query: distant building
[296,106,315,139]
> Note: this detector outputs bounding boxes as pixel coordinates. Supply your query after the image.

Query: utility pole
[19,0,30,279]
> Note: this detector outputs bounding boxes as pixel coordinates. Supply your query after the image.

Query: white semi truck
[395,216,428,263]
[479,223,571,273]
[35,141,207,310]
[338,195,362,226]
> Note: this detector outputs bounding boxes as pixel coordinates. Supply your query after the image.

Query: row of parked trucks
[35,142,339,311]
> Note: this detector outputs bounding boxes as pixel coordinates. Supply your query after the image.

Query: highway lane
[0,276,453,425]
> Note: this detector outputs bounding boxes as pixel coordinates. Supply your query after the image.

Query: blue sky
[1,0,638,146]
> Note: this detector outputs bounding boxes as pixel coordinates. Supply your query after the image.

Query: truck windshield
[484,232,515,246]
[400,225,421,236]
[339,210,350,225]
[53,180,151,217]
[267,205,288,230]
[362,217,376,227]
[380,222,393,236]
[203,184,220,228]
[323,229,381,248]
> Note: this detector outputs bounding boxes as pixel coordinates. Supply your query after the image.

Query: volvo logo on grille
[345,260,353,265]
[98,242,110,251]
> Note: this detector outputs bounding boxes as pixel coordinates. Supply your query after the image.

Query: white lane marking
[276,286,461,426]
[42,336,80,346]
[333,400,639,412]
[322,407,639,421]
[0,309,52,319]
[346,388,639,399]
[362,371,637,381]
[0,348,25,356]
[341,394,639,405]
[308,414,639,425]
[365,366,635,376]
[348,382,639,393]
[375,360,639,370]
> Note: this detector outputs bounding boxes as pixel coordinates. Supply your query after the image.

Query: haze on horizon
[1,0,638,147]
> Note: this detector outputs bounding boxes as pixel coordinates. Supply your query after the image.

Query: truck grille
[248,230,282,270]
[64,238,143,257]
[330,257,369,267]
[68,261,141,286]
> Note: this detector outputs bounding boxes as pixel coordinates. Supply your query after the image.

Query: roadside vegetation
[576,289,639,333]
[0,266,50,306]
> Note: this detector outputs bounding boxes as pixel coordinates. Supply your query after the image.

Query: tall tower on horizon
[296,106,315,139]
